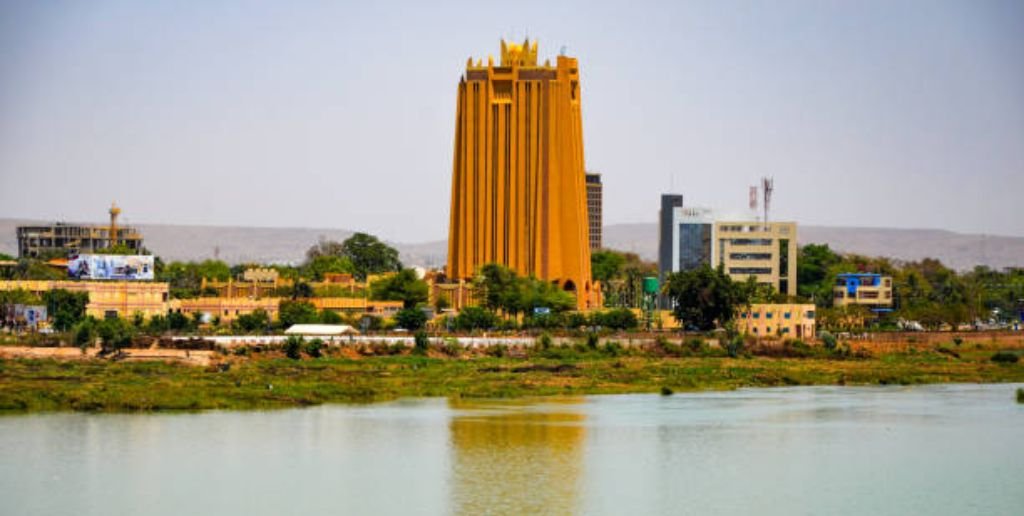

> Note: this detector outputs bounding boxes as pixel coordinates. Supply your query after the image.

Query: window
[753,313,760,319]
[766,312,774,319]
[729,267,773,275]
[806,311,815,319]
[784,312,791,319]
[729,253,772,261]
[729,238,773,246]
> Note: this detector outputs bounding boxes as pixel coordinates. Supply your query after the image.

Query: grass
[2,340,1023,413]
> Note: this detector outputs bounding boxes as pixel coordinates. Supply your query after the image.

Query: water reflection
[448,398,586,515]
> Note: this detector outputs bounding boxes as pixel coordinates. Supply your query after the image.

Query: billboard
[68,254,155,280]
[10,305,47,328]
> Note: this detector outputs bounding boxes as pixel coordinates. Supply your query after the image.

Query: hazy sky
[1,0,1022,242]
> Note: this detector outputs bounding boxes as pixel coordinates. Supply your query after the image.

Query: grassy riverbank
[2,340,1023,412]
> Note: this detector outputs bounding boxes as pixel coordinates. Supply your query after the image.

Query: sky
[0,0,1022,242]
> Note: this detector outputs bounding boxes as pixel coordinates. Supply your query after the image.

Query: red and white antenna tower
[761,176,774,226]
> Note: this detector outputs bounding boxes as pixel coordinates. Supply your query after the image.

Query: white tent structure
[284,324,359,336]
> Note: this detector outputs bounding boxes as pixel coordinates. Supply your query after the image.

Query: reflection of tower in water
[448,398,586,515]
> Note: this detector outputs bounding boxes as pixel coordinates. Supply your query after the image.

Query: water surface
[2,384,1022,515]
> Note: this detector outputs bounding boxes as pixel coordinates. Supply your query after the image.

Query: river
[2,383,1022,515]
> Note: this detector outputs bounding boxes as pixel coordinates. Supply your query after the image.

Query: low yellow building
[0,280,169,319]
[737,303,816,339]
[168,297,279,322]
[310,297,403,317]
[833,273,893,309]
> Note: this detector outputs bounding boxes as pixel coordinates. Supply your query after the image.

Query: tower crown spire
[499,38,538,66]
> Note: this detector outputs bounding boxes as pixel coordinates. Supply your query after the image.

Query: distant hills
[2,219,1021,271]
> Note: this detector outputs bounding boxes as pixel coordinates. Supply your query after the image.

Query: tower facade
[585,172,602,250]
[446,40,595,309]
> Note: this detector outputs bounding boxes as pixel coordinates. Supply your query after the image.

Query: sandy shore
[0,346,215,367]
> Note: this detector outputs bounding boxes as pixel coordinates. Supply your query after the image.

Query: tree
[97,318,134,353]
[395,307,428,330]
[369,269,429,308]
[234,309,270,333]
[284,335,303,360]
[434,293,451,313]
[304,254,355,281]
[591,308,639,330]
[93,244,139,255]
[664,265,748,331]
[279,300,319,327]
[474,263,575,318]
[453,306,499,331]
[159,260,231,298]
[598,251,657,308]
[291,281,314,299]
[304,338,324,358]
[339,233,402,280]
[591,250,626,305]
[319,309,344,325]
[167,311,193,331]
[797,244,843,305]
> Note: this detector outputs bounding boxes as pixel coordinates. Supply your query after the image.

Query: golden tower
[446,39,595,309]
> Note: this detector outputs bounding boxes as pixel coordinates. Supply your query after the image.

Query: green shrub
[454,306,499,331]
[591,308,639,331]
[97,318,134,353]
[952,336,963,347]
[820,331,838,351]
[304,338,324,358]
[586,332,599,350]
[284,335,303,360]
[685,338,705,353]
[537,332,553,350]
[1017,388,1023,404]
[319,310,344,325]
[991,352,1019,364]
[73,318,97,350]
[565,312,589,329]
[396,308,428,331]
[660,386,674,396]
[724,335,745,358]
[602,341,625,357]
[442,339,462,357]
[485,345,506,358]
[413,330,429,355]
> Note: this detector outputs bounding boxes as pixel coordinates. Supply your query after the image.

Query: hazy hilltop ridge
[601,223,1024,271]
[2,219,1021,271]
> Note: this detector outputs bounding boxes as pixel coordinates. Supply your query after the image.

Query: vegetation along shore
[2,332,1022,413]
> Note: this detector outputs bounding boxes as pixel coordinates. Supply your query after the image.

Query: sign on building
[14,305,47,328]
[68,254,155,280]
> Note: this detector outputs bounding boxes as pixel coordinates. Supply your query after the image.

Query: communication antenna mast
[761,177,774,227]
[749,186,759,220]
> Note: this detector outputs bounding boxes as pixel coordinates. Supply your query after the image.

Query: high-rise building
[657,194,684,282]
[585,172,602,250]
[658,194,797,298]
[714,221,798,296]
[446,40,596,309]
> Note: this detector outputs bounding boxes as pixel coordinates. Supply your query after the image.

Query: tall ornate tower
[446,39,595,309]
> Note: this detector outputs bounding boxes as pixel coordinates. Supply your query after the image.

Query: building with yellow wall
[833,273,893,309]
[446,39,596,309]
[714,221,798,297]
[736,303,816,339]
[168,297,279,323]
[0,280,169,319]
[310,297,403,318]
